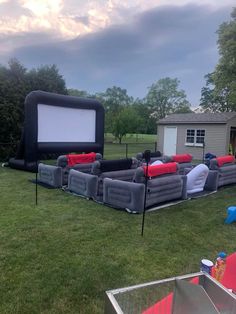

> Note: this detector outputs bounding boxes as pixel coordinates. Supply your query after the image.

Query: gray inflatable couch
[103,162,187,213]
[67,158,139,200]
[209,155,236,187]
[38,152,102,188]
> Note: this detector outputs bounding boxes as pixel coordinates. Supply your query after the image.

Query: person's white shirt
[151,160,163,166]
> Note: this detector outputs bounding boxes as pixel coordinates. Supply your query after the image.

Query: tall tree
[111,106,140,143]
[97,86,134,133]
[27,64,67,95]
[0,59,28,116]
[200,73,229,112]
[132,99,157,134]
[0,59,29,149]
[0,60,67,160]
[99,86,133,111]
[146,77,191,120]
[200,8,236,112]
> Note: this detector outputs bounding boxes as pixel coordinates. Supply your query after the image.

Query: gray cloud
[0,0,32,17]
[72,15,90,26]
[5,3,234,105]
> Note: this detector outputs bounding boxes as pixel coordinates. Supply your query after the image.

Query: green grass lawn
[104,133,157,144]
[104,133,157,159]
[104,142,156,160]
[1,146,236,313]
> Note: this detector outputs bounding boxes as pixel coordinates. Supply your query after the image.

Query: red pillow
[216,155,235,167]
[66,152,96,167]
[143,162,177,178]
[172,154,192,163]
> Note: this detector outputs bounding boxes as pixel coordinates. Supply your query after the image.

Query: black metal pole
[202,141,205,163]
[35,143,39,206]
[126,143,128,158]
[141,161,148,236]
[141,153,150,236]
[35,170,38,206]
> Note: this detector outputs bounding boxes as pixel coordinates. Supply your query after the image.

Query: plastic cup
[200,259,214,275]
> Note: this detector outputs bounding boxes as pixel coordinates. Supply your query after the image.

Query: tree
[97,86,134,133]
[200,73,229,112]
[145,77,191,120]
[99,86,133,113]
[0,59,29,159]
[0,60,67,160]
[111,106,140,143]
[0,59,28,117]
[27,64,67,95]
[132,99,157,134]
[200,8,236,112]
[67,88,90,98]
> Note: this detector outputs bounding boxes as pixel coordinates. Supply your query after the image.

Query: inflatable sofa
[103,162,218,213]
[38,152,102,188]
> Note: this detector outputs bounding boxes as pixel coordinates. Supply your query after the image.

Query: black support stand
[35,149,38,206]
[202,141,205,163]
[141,150,151,236]
[35,170,38,206]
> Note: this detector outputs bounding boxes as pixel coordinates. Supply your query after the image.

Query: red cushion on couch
[216,155,235,167]
[66,152,96,167]
[172,154,192,163]
[143,162,178,178]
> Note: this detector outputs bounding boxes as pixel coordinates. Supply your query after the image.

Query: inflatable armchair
[209,155,236,187]
[57,152,102,184]
[68,158,139,200]
[38,152,102,188]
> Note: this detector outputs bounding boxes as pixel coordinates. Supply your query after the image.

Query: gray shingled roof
[158,112,236,124]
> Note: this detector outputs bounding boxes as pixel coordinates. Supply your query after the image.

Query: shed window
[186,129,205,146]
[186,129,195,144]
[196,129,205,144]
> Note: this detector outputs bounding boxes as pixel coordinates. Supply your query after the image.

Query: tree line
[70,77,192,142]
[0,8,235,159]
[0,61,191,160]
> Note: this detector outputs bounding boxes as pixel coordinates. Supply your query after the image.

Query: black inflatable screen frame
[10,90,104,171]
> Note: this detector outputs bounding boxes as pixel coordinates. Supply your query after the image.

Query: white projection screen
[37,104,96,142]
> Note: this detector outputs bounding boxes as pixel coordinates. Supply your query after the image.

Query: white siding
[158,123,228,159]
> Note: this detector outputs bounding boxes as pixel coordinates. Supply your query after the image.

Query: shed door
[163,126,177,155]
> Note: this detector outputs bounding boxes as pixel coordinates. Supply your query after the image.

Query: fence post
[126,143,128,158]
[154,142,157,152]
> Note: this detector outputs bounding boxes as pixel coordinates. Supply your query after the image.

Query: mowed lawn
[0,142,236,313]
[104,133,157,159]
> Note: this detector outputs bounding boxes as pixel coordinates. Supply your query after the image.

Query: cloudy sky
[0,0,235,106]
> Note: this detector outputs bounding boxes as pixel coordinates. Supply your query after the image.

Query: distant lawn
[104,133,157,159]
[1,144,236,313]
[104,142,157,160]
[104,133,157,144]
